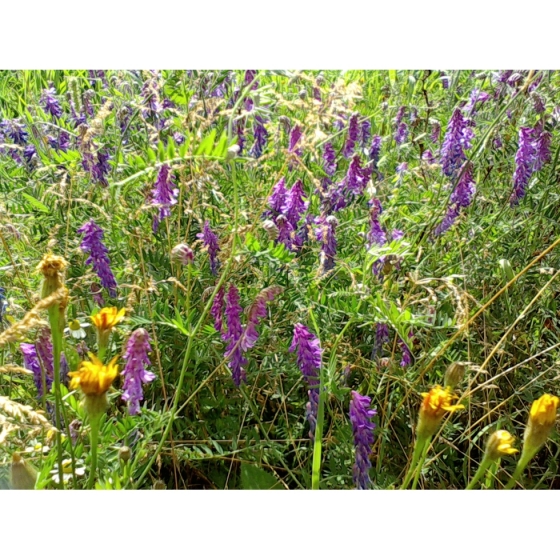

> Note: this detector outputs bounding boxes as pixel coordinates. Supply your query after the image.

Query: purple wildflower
[433,205,460,236]
[361,120,371,148]
[532,94,546,114]
[197,220,220,275]
[41,86,63,119]
[23,145,36,164]
[250,115,268,159]
[349,391,377,490]
[441,73,450,89]
[77,219,118,297]
[20,343,48,397]
[240,286,281,351]
[2,119,27,144]
[141,71,163,121]
[367,199,387,248]
[91,282,105,307]
[36,328,54,379]
[422,150,436,164]
[318,215,338,274]
[396,162,408,182]
[533,126,552,172]
[399,333,413,367]
[394,106,406,125]
[275,214,295,251]
[511,127,537,205]
[223,285,247,387]
[151,164,179,232]
[288,125,302,154]
[440,109,473,177]
[394,122,409,145]
[267,177,288,217]
[392,229,404,241]
[372,322,389,359]
[121,328,155,415]
[60,352,69,386]
[282,180,308,228]
[369,135,382,170]
[289,323,322,439]
[409,107,419,126]
[343,113,360,158]
[323,143,337,177]
[345,154,371,196]
[91,150,111,187]
[465,88,490,114]
[234,120,246,154]
[211,286,225,334]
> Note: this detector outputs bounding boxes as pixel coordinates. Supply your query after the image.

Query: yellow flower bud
[523,394,559,453]
[485,430,518,462]
[11,452,38,490]
[444,361,468,389]
[417,385,465,439]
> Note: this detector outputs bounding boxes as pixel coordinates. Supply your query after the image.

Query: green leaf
[212,132,228,158]
[240,464,283,490]
[21,193,49,213]
[195,128,217,156]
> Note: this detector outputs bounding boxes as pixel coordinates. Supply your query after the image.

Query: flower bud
[444,361,468,389]
[118,446,131,464]
[171,243,194,265]
[11,452,38,490]
[153,480,166,490]
[523,394,559,453]
[484,430,518,462]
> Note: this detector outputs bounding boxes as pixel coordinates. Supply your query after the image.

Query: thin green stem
[466,457,493,490]
[505,448,535,490]
[401,435,429,489]
[411,437,431,490]
[87,414,101,489]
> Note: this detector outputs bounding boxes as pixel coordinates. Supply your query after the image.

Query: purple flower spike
[394,122,409,145]
[211,286,226,334]
[121,328,155,415]
[430,121,441,143]
[361,120,371,148]
[367,199,387,248]
[290,323,322,440]
[399,333,413,368]
[197,220,220,275]
[223,284,247,387]
[369,135,382,170]
[394,106,406,125]
[151,164,179,232]
[349,391,377,490]
[78,219,118,297]
[267,177,288,216]
[240,286,281,352]
[440,108,473,177]
[91,150,111,187]
[511,127,536,205]
[282,180,308,228]
[36,328,54,378]
[250,115,268,159]
[343,113,360,158]
[275,214,295,251]
[288,124,303,154]
[41,86,63,119]
[20,343,49,398]
[323,143,337,177]
[318,215,338,274]
[372,322,389,359]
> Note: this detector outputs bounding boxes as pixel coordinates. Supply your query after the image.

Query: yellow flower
[69,354,119,396]
[417,385,465,439]
[485,430,518,461]
[524,393,559,452]
[91,307,125,333]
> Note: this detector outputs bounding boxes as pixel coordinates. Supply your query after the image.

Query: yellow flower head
[524,393,559,452]
[69,354,119,396]
[37,253,68,278]
[417,385,465,439]
[485,430,518,462]
[91,307,125,333]
[529,394,559,427]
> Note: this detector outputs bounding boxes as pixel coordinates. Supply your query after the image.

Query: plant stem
[411,437,431,490]
[505,448,535,490]
[87,414,101,489]
[466,457,493,490]
[401,435,429,489]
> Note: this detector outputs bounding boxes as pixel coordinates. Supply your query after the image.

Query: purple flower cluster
[223,285,247,387]
[440,108,474,177]
[430,121,441,143]
[121,328,155,415]
[349,390,377,490]
[399,335,413,368]
[77,219,118,297]
[323,143,337,177]
[361,120,371,148]
[211,286,225,334]
[318,215,338,274]
[151,164,179,232]
[510,124,552,205]
[343,113,360,158]
[367,198,387,248]
[20,343,51,397]
[372,322,389,359]
[288,124,302,154]
[289,323,322,440]
[394,122,409,145]
[91,150,111,187]
[197,220,220,275]
[434,162,476,235]
[240,287,282,352]
[250,115,268,159]
[41,86,63,119]
[369,135,382,175]
[464,88,490,114]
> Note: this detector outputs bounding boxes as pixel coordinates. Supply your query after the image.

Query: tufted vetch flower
[349,391,377,489]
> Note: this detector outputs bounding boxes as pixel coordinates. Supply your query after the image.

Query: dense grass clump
[0,69,559,489]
